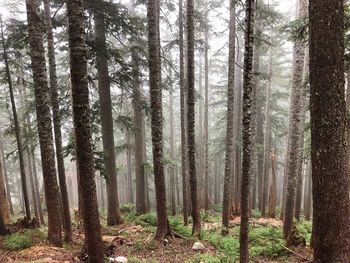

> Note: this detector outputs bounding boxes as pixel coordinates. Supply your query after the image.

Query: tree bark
[310,0,350,261]
[30,145,45,224]
[304,162,312,221]
[222,0,236,230]
[147,0,171,240]
[240,0,255,261]
[268,148,276,218]
[0,147,9,224]
[43,0,72,241]
[129,0,146,214]
[94,11,122,226]
[1,15,31,220]
[67,0,104,261]
[261,48,273,218]
[204,25,210,212]
[283,0,307,238]
[179,0,189,225]
[0,207,8,235]
[25,0,63,245]
[187,0,201,237]
[169,76,176,216]
[0,139,13,216]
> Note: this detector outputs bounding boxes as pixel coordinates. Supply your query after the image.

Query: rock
[192,241,205,251]
[115,256,128,263]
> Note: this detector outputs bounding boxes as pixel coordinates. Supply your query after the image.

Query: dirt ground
[0,220,312,263]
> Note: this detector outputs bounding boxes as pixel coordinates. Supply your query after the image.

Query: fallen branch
[280,244,312,262]
[172,231,188,239]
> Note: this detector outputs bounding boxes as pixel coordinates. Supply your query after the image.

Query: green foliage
[249,226,290,259]
[200,210,221,223]
[169,216,192,238]
[120,203,136,213]
[202,231,240,260]
[135,212,157,227]
[296,220,312,244]
[4,229,46,251]
[251,209,261,219]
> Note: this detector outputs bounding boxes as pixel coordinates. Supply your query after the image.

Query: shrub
[296,220,312,244]
[120,203,136,213]
[4,229,45,251]
[169,216,191,238]
[135,213,157,227]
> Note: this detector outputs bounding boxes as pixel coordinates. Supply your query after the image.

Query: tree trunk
[0,148,9,224]
[222,0,236,230]
[129,0,146,214]
[67,0,104,261]
[169,78,176,216]
[25,0,63,245]
[251,19,261,212]
[310,0,350,261]
[187,0,201,237]
[147,0,171,240]
[30,145,45,225]
[204,25,210,212]
[1,15,31,220]
[240,0,255,261]
[0,139,13,215]
[126,129,133,204]
[304,162,312,221]
[283,0,307,239]
[43,0,72,241]
[94,12,122,226]
[268,148,276,218]
[261,48,273,218]
[179,0,189,225]
[0,207,8,235]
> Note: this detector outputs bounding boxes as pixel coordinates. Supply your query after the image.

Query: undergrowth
[4,228,46,250]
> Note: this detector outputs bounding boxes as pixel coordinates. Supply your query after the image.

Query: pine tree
[67,0,104,261]
[310,0,350,261]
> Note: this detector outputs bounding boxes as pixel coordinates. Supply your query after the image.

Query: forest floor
[0,208,313,263]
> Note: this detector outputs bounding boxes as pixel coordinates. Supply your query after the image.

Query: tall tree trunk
[25,0,63,245]
[129,0,146,214]
[261,48,273,218]
[0,150,9,224]
[1,15,31,220]
[204,26,210,211]
[222,0,236,230]
[67,0,104,261]
[169,78,176,216]
[126,129,133,204]
[147,0,171,240]
[251,19,261,212]
[294,108,306,221]
[94,11,122,226]
[179,0,189,225]
[30,145,45,224]
[240,0,255,261]
[43,0,72,241]
[304,162,311,221]
[283,0,307,239]
[187,0,201,237]
[25,146,39,222]
[310,0,350,261]
[268,148,277,218]
[198,55,204,209]
[0,138,13,215]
